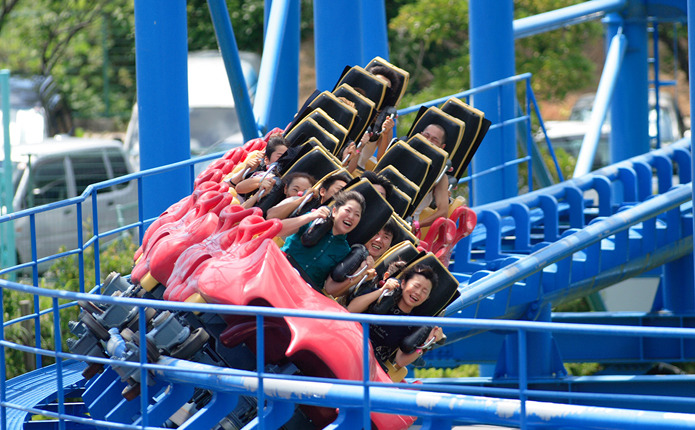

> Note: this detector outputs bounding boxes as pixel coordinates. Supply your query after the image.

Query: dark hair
[321,172,351,193]
[333,190,366,215]
[401,264,437,291]
[282,172,316,189]
[266,135,288,159]
[361,171,393,199]
[423,123,447,149]
[381,217,399,239]
[366,65,398,89]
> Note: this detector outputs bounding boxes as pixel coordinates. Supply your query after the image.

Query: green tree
[388,0,602,106]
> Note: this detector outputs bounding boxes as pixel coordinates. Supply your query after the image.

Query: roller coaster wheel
[82,363,104,380]
[81,311,109,341]
[132,331,161,362]
[122,382,141,401]
[78,300,103,315]
[171,327,210,359]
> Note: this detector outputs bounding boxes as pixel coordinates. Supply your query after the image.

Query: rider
[279,190,365,298]
[347,263,444,371]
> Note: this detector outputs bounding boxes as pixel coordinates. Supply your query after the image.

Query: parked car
[123,50,261,169]
[538,120,611,171]
[1,137,138,265]
[0,75,74,146]
[569,90,688,144]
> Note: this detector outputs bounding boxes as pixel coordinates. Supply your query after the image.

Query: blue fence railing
[1,278,695,429]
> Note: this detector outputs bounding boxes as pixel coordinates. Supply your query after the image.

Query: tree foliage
[389,0,602,109]
[0,0,316,121]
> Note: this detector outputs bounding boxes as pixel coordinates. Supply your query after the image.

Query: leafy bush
[3,236,136,380]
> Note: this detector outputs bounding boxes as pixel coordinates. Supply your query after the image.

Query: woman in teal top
[279,190,365,297]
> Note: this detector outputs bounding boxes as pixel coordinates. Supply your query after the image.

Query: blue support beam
[574,32,627,177]
[0,70,15,273]
[514,0,627,39]
[688,0,695,295]
[207,0,260,142]
[313,0,389,91]
[134,0,191,220]
[313,1,359,90]
[258,0,300,133]
[606,11,650,164]
[469,0,517,205]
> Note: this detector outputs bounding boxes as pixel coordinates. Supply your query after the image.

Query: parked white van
[2,137,138,265]
[123,50,261,169]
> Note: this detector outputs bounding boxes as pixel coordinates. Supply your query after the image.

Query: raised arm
[278,205,330,238]
[347,278,399,313]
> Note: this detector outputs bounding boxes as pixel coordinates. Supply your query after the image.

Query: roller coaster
[1,1,695,429]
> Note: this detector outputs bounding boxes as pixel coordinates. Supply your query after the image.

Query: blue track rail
[2,1,695,426]
[1,139,694,429]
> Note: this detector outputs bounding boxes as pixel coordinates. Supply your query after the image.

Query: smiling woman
[279,190,366,297]
[346,263,445,373]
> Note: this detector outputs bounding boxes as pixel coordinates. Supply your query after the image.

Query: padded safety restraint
[365,56,410,108]
[440,98,492,179]
[332,83,377,147]
[284,116,341,154]
[403,134,448,214]
[338,178,394,246]
[334,65,389,111]
[398,252,460,317]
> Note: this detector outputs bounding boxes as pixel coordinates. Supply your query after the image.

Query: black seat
[402,134,448,214]
[407,106,465,160]
[389,214,419,246]
[374,140,431,207]
[372,240,421,283]
[339,178,394,246]
[299,107,350,150]
[377,165,420,204]
[307,91,359,146]
[365,56,410,108]
[284,116,341,154]
[332,83,377,146]
[399,252,460,317]
[334,65,388,111]
[440,98,492,179]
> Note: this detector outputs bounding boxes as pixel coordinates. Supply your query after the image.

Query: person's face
[331,199,362,235]
[266,145,287,164]
[365,228,394,259]
[373,184,387,199]
[319,180,347,203]
[422,125,446,149]
[285,177,312,197]
[399,274,432,312]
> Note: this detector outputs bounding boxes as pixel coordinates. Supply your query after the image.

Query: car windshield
[189,107,241,155]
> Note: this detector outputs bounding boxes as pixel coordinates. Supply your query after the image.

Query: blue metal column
[313,0,364,91]
[208,0,260,141]
[262,0,300,131]
[606,10,649,163]
[493,304,566,379]
[134,0,191,221]
[469,0,517,205]
[0,70,16,273]
[688,0,695,296]
[360,0,389,63]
